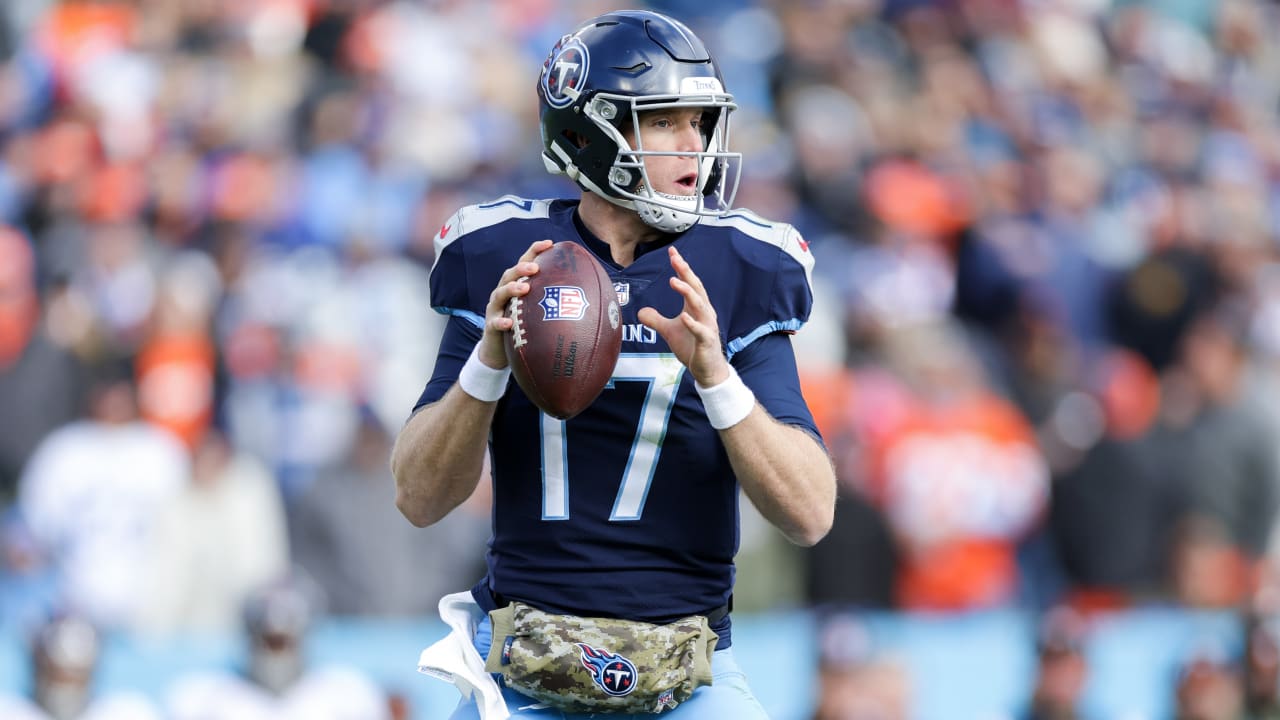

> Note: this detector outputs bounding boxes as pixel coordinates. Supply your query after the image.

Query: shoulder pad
[704,210,814,282]
[432,196,553,267]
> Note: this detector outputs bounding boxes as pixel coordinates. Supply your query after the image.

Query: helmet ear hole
[699,109,721,149]
[609,168,634,187]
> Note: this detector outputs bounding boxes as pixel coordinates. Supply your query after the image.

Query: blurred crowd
[0,0,1279,718]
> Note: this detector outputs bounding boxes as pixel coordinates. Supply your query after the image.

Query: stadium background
[1,0,1279,718]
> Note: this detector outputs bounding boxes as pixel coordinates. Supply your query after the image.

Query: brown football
[504,241,622,420]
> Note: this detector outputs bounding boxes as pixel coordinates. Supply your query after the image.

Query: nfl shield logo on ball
[540,286,589,320]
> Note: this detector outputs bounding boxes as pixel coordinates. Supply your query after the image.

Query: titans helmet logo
[541,37,589,108]
[576,642,638,697]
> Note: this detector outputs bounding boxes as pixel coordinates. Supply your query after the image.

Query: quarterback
[392,9,836,718]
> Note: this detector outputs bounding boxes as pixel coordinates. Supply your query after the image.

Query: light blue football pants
[448,617,770,719]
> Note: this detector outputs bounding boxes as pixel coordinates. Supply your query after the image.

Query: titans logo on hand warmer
[576,643,638,696]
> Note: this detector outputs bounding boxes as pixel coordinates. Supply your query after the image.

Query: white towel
[417,591,511,720]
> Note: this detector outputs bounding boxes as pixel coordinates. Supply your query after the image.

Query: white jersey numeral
[540,354,685,521]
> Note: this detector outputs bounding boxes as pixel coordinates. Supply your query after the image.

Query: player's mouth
[674,172,698,193]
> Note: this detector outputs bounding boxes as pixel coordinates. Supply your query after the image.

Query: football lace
[508,293,527,349]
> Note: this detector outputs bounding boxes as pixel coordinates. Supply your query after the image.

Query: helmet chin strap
[588,178,701,234]
[634,187,700,233]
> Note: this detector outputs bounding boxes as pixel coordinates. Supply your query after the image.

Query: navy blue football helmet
[537,10,741,233]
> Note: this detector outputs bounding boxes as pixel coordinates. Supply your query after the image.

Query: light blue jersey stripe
[436,306,485,329]
[727,319,804,359]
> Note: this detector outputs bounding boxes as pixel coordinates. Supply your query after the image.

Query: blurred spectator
[1106,246,1223,375]
[138,428,289,636]
[0,612,161,720]
[289,410,486,617]
[165,575,392,720]
[1156,306,1279,609]
[844,320,1050,610]
[1044,347,1175,607]
[1022,606,1090,720]
[14,359,189,631]
[799,328,900,609]
[214,246,444,503]
[134,251,220,451]
[805,492,899,610]
[214,246,364,502]
[0,227,84,503]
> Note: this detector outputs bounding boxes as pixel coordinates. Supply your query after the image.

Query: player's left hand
[638,246,731,387]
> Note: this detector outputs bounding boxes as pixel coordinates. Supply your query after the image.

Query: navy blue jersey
[415,196,819,648]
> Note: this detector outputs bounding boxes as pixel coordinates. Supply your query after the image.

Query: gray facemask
[36,681,90,720]
[249,649,304,695]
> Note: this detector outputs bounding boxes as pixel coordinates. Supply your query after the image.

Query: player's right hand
[477,239,554,370]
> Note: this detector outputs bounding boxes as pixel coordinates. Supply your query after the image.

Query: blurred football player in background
[391,8,836,719]
[1243,598,1280,719]
[1022,606,1090,720]
[810,614,910,720]
[0,613,161,720]
[1173,644,1245,720]
[165,576,391,720]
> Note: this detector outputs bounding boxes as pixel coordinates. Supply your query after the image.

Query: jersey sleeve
[731,330,823,444]
[428,196,556,327]
[770,223,815,326]
[415,197,556,416]
[413,315,484,411]
[428,207,485,328]
[724,221,816,359]
[416,208,481,414]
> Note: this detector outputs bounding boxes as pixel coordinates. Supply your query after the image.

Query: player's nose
[675,124,702,156]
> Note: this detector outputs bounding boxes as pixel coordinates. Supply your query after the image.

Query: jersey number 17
[539,353,685,521]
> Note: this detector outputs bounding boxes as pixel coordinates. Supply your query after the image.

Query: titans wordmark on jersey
[416,196,818,648]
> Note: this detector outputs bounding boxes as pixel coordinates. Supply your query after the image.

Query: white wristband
[695,366,755,430]
[457,345,511,402]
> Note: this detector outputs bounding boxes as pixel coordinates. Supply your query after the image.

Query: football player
[392,9,836,719]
